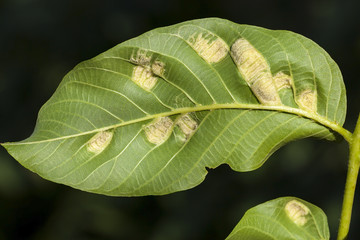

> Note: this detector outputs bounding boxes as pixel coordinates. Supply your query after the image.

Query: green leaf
[226,197,330,240]
[2,18,347,196]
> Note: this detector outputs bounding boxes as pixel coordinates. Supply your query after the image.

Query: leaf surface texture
[3,18,346,196]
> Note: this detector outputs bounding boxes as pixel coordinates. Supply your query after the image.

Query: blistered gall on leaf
[132,66,158,91]
[273,72,292,91]
[131,49,166,77]
[87,131,113,154]
[144,117,174,145]
[230,38,281,106]
[130,49,152,66]
[285,200,310,226]
[297,89,317,113]
[151,60,165,77]
[188,33,228,63]
[176,113,198,139]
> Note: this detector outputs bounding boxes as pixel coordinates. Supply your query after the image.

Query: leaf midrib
[3,104,352,146]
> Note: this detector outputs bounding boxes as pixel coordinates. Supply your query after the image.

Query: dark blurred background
[0,0,359,239]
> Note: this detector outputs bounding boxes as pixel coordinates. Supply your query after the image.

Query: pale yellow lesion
[132,66,158,91]
[188,33,228,64]
[297,89,317,113]
[144,117,174,145]
[151,60,165,77]
[285,200,310,226]
[230,38,282,106]
[176,113,198,139]
[231,38,319,112]
[87,131,113,154]
[130,49,152,66]
[273,72,292,91]
[131,49,166,80]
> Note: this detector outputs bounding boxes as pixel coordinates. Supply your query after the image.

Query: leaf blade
[2,18,347,196]
[226,197,330,240]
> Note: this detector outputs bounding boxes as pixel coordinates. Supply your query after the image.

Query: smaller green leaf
[226,197,329,240]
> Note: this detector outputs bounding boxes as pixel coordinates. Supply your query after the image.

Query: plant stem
[337,114,360,240]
